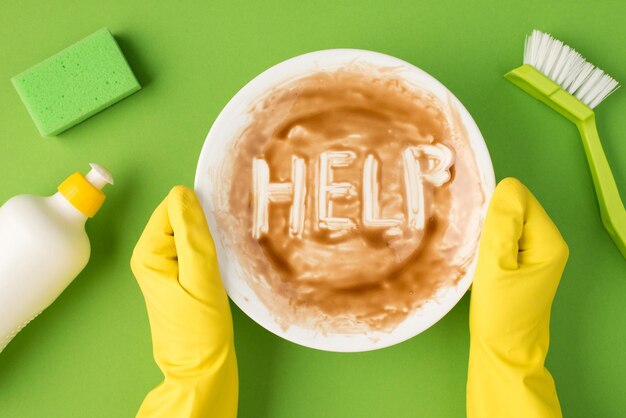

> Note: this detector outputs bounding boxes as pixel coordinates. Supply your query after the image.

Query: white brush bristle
[523,29,619,109]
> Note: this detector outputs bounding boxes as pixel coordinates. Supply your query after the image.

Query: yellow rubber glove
[131,186,238,418]
[467,178,569,418]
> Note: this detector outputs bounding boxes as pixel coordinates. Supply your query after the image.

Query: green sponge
[11,28,141,137]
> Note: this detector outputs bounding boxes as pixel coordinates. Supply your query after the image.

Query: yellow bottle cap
[58,163,113,218]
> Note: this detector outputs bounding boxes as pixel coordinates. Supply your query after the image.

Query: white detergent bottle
[0,163,113,353]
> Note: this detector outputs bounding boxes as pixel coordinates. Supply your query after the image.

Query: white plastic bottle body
[0,193,90,352]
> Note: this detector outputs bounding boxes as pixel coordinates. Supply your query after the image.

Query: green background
[1,0,624,416]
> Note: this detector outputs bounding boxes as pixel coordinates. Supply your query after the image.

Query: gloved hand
[131,186,238,418]
[467,178,569,418]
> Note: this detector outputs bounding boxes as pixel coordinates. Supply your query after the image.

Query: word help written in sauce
[252,143,454,239]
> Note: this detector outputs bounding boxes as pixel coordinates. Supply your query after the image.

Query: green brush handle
[577,117,626,258]
[506,64,626,259]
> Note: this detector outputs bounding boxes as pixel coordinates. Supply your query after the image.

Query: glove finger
[167,186,228,307]
[131,196,178,283]
[517,185,569,268]
[476,177,527,272]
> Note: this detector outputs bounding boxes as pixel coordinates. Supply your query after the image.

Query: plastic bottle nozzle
[58,163,113,218]
[86,163,114,190]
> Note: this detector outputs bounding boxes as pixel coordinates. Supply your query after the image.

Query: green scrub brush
[506,29,625,259]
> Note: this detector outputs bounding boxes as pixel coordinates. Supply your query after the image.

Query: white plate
[195,49,495,352]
